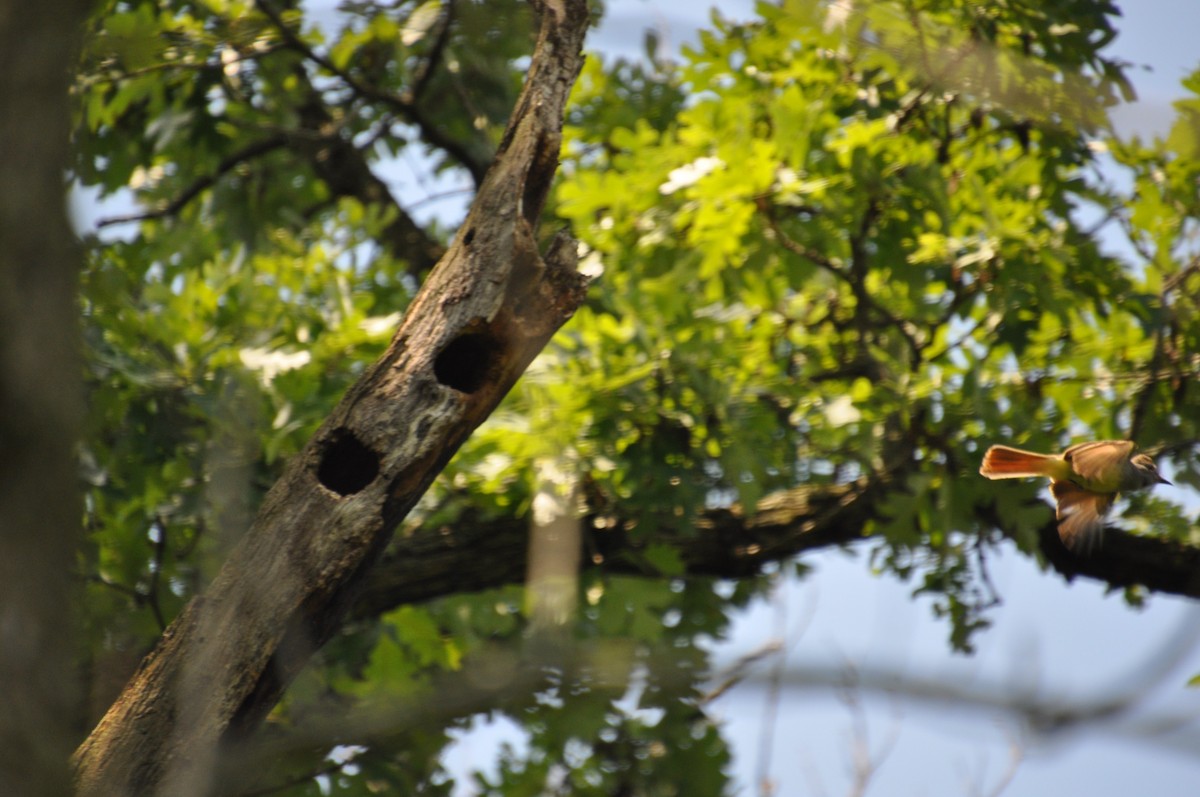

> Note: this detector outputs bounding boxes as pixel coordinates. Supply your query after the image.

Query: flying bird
[979,440,1170,552]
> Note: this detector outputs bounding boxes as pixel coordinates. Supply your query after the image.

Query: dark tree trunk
[0,3,91,796]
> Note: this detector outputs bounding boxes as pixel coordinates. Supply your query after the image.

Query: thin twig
[982,735,1024,797]
[1163,252,1200,296]
[79,42,288,89]
[87,573,142,602]
[96,135,287,228]
[255,0,488,185]
[408,0,456,104]
[146,516,169,633]
[756,580,787,797]
[702,641,784,704]
[1130,252,1199,439]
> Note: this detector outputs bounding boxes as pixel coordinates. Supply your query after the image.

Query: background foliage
[73,0,1199,793]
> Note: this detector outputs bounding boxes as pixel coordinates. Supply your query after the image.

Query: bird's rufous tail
[978,445,1060,479]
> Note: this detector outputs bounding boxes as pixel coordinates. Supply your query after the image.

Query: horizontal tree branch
[353,479,880,618]
[354,480,1200,622]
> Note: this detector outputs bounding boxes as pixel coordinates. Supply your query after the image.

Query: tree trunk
[72,1,591,794]
[0,3,90,796]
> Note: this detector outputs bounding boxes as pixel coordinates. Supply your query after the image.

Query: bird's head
[1132,453,1171,486]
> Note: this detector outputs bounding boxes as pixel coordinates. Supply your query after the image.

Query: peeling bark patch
[317,430,380,496]
[433,331,502,394]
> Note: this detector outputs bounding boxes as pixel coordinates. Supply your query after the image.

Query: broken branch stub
[72,0,592,794]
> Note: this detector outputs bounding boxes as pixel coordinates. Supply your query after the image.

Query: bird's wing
[1062,440,1135,487]
[1050,480,1116,553]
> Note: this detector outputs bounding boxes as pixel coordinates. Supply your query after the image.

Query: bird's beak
[1159,475,1173,485]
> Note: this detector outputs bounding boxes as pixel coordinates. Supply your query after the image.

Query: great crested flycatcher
[979,440,1170,552]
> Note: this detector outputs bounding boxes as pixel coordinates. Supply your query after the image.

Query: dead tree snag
[72,1,591,793]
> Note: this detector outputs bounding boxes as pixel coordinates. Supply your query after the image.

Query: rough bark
[351,480,882,618]
[0,3,90,796]
[1033,516,1200,596]
[72,1,591,794]
[352,481,1200,622]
